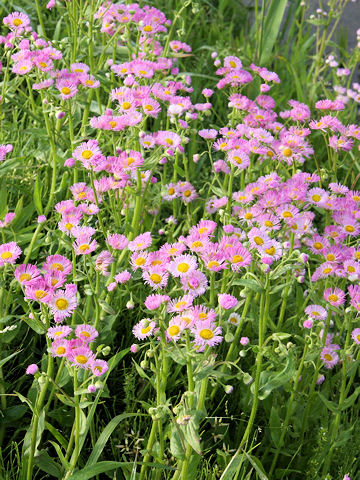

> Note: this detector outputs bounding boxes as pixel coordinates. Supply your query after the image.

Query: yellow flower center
[52,263,64,271]
[282,211,292,218]
[109,121,117,128]
[141,326,151,334]
[347,266,356,273]
[168,325,180,336]
[55,298,69,310]
[54,331,63,336]
[345,225,355,233]
[326,254,335,261]
[175,301,186,309]
[199,329,214,340]
[65,223,73,230]
[145,105,153,111]
[149,273,162,284]
[283,148,292,157]
[323,267,332,274]
[13,18,23,26]
[264,220,273,227]
[168,248,178,254]
[85,80,94,86]
[135,257,146,266]
[312,311,320,316]
[81,331,91,337]
[328,294,338,303]
[35,290,46,299]
[192,241,203,249]
[19,273,32,282]
[232,255,243,263]
[177,263,190,273]
[233,156,242,164]
[122,101,131,110]
[39,62,47,68]
[313,242,323,250]
[244,212,253,220]
[198,313,207,320]
[208,260,219,268]
[61,87,71,95]
[56,346,66,355]
[79,244,90,253]
[254,236,264,245]
[324,353,333,362]
[1,251,12,259]
[143,25,153,32]
[265,246,275,255]
[81,150,93,159]
[312,194,321,202]
[75,354,88,364]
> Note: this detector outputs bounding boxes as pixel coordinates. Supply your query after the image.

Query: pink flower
[91,359,108,377]
[37,215,46,223]
[323,287,345,307]
[73,236,97,255]
[128,232,152,252]
[218,293,238,310]
[351,328,360,345]
[47,325,72,340]
[320,346,339,369]
[75,325,98,342]
[191,319,223,350]
[130,344,139,353]
[303,319,313,329]
[115,270,131,284]
[144,294,170,310]
[106,233,129,250]
[240,337,249,345]
[132,319,156,340]
[50,288,78,322]
[26,364,38,375]
[0,242,21,266]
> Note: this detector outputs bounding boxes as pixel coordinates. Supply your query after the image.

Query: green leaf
[170,429,186,460]
[318,393,339,414]
[68,461,174,480]
[0,349,22,369]
[183,417,201,455]
[0,180,8,218]
[49,440,69,470]
[34,450,62,478]
[251,350,296,400]
[33,174,43,215]
[341,386,360,411]
[232,278,264,293]
[22,314,46,334]
[173,162,186,178]
[86,414,143,467]
[45,421,68,450]
[98,300,116,315]
[241,451,269,480]
[260,0,288,65]
[269,407,281,448]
